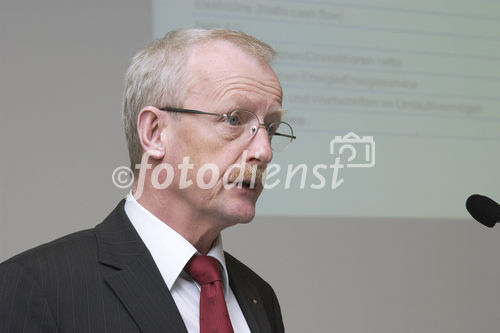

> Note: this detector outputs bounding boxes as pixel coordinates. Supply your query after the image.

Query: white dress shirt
[124,193,251,333]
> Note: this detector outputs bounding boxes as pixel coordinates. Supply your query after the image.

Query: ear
[137,106,165,160]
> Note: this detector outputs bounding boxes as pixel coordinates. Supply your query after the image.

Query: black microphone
[466,194,500,228]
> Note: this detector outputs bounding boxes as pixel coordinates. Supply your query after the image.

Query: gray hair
[122,28,277,168]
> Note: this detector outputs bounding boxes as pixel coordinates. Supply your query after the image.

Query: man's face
[163,40,283,226]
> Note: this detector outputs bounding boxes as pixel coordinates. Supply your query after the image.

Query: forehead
[183,40,283,108]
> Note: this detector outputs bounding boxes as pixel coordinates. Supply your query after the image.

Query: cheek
[198,165,220,187]
[177,127,227,175]
[177,124,216,158]
[175,122,247,182]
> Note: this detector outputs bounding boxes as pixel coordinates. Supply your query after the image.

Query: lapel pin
[252,299,258,304]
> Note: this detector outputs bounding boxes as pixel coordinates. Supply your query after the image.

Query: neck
[132,185,227,255]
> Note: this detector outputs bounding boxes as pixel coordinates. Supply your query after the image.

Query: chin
[224,202,256,224]
[215,188,260,225]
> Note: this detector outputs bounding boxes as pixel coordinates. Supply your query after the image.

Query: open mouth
[241,180,254,189]
[230,179,253,189]
[226,167,263,190]
[229,178,259,190]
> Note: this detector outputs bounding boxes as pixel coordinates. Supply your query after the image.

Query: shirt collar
[124,193,229,294]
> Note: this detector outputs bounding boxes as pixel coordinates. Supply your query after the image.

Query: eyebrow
[264,109,286,123]
[225,95,285,121]
[266,108,285,118]
[272,109,286,115]
[229,95,283,111]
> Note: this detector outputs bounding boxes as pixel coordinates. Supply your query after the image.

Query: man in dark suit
[0,28,294,332]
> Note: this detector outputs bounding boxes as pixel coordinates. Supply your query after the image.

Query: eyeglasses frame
[158,106,297,142]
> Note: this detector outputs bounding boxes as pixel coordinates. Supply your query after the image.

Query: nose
[247,125,273,165]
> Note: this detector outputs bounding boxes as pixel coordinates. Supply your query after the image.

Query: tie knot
[185,255,222,285]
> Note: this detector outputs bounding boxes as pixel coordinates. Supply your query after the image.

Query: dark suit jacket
[0,201,284,332]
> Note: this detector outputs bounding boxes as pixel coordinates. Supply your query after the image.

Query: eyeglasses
[158,106,296,151]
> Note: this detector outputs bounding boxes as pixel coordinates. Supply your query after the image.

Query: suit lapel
[227,259,273,333]
[104,252,187,332]
[96,200,188,333]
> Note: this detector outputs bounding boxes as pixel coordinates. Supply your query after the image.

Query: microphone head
[466,194,500,228]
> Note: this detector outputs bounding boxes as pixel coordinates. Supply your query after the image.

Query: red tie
[184,255,234,333]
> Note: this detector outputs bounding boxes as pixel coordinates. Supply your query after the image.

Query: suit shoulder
[0,228,97,269]
[0,200,128,269]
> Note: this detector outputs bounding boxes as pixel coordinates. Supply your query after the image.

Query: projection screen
[153,0,499,220]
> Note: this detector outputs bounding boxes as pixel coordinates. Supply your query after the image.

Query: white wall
[1,0,149,256]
